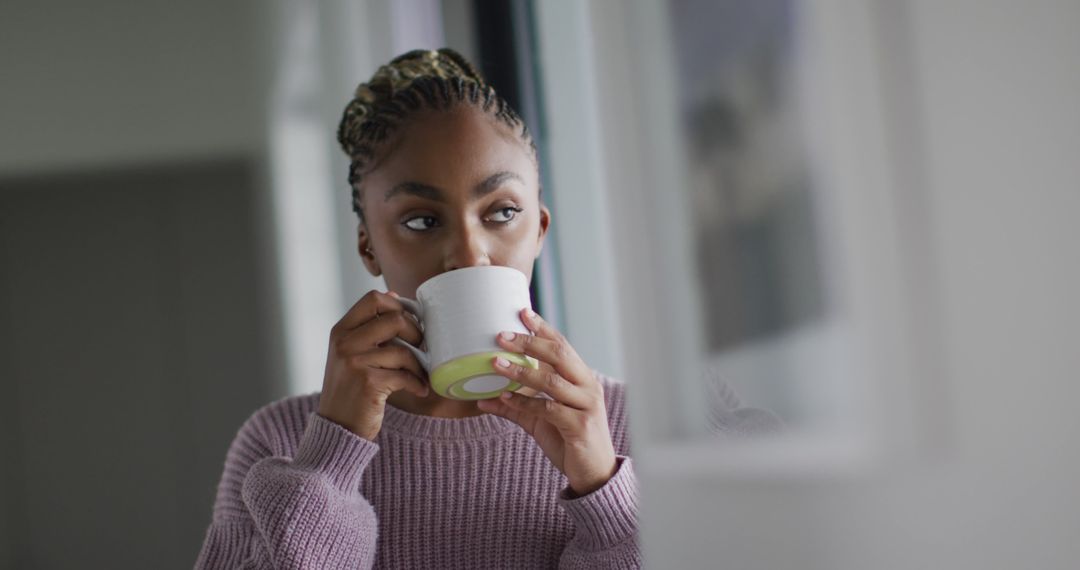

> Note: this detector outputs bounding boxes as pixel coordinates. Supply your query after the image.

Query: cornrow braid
[336,48,538,223]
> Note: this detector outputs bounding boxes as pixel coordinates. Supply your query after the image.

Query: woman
[195,48,774,569]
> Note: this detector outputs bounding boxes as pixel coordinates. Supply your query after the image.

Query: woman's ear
[535,203,551,257]
[357,223,382,276]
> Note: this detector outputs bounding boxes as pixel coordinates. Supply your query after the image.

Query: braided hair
[336,48,539,224]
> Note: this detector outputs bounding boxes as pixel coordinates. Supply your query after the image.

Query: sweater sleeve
[555,454,643,569]
[194,410,382,569]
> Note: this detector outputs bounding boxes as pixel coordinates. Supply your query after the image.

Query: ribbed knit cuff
[292,412,380,492]
[556,455,639,551]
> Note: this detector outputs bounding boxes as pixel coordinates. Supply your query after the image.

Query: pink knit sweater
[194,372,640,569]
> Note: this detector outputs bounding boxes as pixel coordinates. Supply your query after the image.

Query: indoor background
[2,1,1078,568]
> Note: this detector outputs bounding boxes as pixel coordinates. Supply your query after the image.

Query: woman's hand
[477,308,618,497]
[318,290,430,441]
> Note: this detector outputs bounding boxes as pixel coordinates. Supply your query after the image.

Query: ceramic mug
[390,265,540,400]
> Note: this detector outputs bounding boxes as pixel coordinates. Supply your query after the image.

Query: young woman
[195,48,775,569]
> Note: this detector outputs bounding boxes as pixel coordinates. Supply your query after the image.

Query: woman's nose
[443,227,491,271]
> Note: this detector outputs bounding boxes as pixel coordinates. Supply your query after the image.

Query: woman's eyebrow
[384,171,524,203]
[385,181,442,202]
[475,171,523,197]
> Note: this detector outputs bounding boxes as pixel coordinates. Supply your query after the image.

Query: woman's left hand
[477,307,618,497]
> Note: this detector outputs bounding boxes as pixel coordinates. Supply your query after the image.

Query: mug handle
[395,296,424,321]
[389,297,430,372]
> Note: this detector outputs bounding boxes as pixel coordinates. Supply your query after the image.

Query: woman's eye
[489,207,524,223]
[403,216,438,231]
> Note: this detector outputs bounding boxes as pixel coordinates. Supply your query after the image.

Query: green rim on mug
[430,351,540,400]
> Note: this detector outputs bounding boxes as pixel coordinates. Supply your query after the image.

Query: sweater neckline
[379,400,520,439]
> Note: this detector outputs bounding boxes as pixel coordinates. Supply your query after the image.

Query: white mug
[390,265,539,400]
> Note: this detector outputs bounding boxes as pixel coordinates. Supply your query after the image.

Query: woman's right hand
[318,290,428,441]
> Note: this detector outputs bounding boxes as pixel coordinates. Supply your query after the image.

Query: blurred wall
[0,1,281,567]
[0,0,262,176]
[0,161,279,568]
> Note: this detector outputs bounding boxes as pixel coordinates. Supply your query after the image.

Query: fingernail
[495,356,511,368]
[500,391,513,400]
[499,331,515,341]
[524,308,536,319]
[388,291,399,298]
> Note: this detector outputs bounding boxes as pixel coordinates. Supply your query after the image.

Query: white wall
[0,0,261,176]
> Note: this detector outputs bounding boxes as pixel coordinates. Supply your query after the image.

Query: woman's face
[356,104,551,299]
